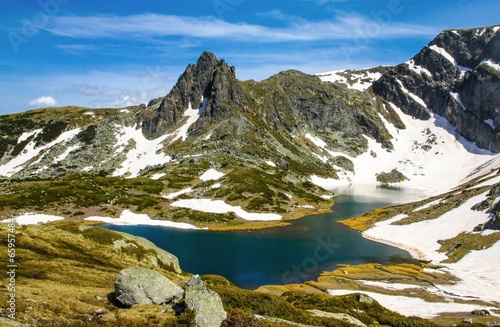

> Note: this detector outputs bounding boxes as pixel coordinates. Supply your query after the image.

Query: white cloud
[28,96,57,107]
[46,13,437,43]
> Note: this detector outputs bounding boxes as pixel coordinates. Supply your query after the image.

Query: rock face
[184,275,227,327]
[114,266,184,307]
[117,232,182,273]
[371,25,500,152]
[141,51,248,139]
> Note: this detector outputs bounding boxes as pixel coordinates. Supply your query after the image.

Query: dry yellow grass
[0,222,188,325]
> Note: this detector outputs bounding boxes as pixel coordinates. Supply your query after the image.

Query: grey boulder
[114,266,184,307]
[184,275,227,327]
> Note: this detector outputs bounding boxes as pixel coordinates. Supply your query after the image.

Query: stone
[462,318,473,324]
[276,158,289,169]
[184,275,227,327]
[114,266,184,307]
[471,309,490,316]
[357,294,374,305]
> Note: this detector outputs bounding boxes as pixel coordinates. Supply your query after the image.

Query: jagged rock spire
[141,51,246,139]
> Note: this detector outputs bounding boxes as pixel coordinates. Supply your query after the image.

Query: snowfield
[327,289,497,319]
[171,198,282,221]
[112,124,172,178]
[363,193,493,262]
[85,210,199,230]
[1,213,64,225]
[309,103,498,197]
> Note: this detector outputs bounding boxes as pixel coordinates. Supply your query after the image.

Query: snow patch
[17,129,42,143]
[429,45,471,77]
[406,60,432,77]
[316,70,382,91]
[199,168,224,181]
[112,125,171,178]
[482,59,500,71]
[327,289,495,319]
[310,175,344,189]
[171,97,208,143]
[86,209,198,230]
[429,45,456,65]
[1,213,64,225]
[265,160,276,167]
[163,187,193,199]
[358,280,416,291]
[150,173,166,180]
[305,133,328,148]
[450,92,466,111]
[171,199,282,221]
[396,79,427,108]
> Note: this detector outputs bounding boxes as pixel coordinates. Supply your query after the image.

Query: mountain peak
[141,52,245,139]
[197,50,218,64]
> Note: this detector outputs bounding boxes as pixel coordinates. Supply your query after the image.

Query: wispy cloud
[46,13,437,43]
[56,44,98,55]
[51,68,172,108]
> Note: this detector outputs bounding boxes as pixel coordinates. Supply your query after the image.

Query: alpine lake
[104,184,424,289]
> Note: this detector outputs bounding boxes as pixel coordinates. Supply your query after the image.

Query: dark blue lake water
[104,185,422,289]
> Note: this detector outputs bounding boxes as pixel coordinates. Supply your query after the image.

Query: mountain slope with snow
[0,25,498,229]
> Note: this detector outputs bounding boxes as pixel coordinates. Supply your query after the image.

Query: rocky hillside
[0,26,499,227]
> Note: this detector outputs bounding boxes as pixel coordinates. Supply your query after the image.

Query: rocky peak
[141,51,246,139]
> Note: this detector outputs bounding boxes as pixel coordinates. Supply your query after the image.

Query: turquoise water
[104,185,422,289]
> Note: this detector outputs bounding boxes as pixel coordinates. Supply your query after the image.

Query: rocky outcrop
[376,168,408,184]
[371,25,500,152]
[184,275,227,327]
[141,51,248,139]
[114,266,184,307]
[117,232,182,273]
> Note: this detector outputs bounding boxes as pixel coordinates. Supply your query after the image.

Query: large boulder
[184,275,227,327]
[114,266,184,307]
[117,231,182,273]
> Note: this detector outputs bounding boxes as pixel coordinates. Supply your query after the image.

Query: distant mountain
[0,25,499,227]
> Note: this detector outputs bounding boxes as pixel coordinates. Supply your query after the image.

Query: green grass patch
[438,231,500,263]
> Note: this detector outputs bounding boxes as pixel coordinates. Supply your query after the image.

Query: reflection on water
[104,185,423,289]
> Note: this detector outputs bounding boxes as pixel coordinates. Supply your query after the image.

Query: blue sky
[0,0,498,115]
